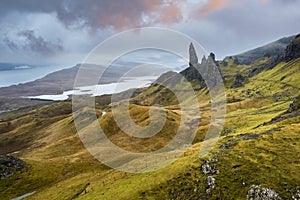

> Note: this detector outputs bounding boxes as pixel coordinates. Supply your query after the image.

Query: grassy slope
[0,58,299,199]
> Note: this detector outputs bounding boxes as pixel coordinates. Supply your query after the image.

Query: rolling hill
[0,34,300,199]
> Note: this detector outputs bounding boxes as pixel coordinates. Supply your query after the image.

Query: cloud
[3,35,18,50]
[198,0,229,15]
[192,0,272,17]
[0,0,299,64]
[57,0,187,30]
[4,30,63,56]
[0,0,187,31]
[180,0,300,59]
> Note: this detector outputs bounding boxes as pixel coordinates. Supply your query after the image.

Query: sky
[0,0,299,66]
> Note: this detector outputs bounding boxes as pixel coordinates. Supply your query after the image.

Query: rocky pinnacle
[189,43,198,67]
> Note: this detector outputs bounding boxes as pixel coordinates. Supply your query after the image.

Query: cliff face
[284,34,300,62]
[248,34,300,77]
[228,35,295,65]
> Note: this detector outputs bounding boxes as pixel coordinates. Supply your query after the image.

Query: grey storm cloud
[0,0,186,30]
[0,0,299,64]
[1,0,297,29]
[4,30,63,56]
[3,35,18,50]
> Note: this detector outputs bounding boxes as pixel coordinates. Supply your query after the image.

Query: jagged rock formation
[246,185,282,200]
[155,43,224,89]
[200,55,224,88]
[0,154,27,179]
[231,73,245,88]
[181,43,224,88]
[189,43,198,67]
[209,52,216,63]
[284,34,300,62]
[180,59,205,86]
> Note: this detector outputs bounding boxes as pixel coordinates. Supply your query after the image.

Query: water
[0,65,72,87]
[0,49,188,99]
[11,191,36,200]
[28,76,157,101]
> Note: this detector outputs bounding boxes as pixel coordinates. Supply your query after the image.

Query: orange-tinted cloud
[0,0,271,32]
[192,0,270,17]
[154,1,184,24]
[96,0,186,30]
[198,0,229,15]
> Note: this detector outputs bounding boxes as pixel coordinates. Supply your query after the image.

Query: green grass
[0,58,300,199]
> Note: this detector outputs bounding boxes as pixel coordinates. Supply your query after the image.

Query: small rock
[291,186,300,200]
[201,162,213,174]
[246,185,282,200]
[206,176,216,195]
[207,176,216,187]
[201,160,217,175]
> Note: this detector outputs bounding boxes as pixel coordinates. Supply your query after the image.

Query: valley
[0,34,300,199]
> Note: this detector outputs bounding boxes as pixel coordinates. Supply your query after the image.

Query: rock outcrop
[284,34,300,62]
[0,154,27,179]
[181,43,224,88]
[288,95,300,113]
[291,187,300,200]
[258,95,300,127]
[231,73,245,88]
[201,156,219,195]
[248,56,282,77]
[155,43,224,90]
[249,34,300,77]
[246,185,282,200]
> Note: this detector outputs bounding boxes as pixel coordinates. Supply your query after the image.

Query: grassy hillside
[0,50,300,199]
